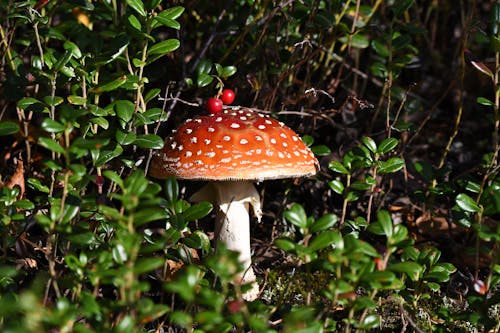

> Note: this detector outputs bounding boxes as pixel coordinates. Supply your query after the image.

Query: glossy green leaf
[377,137,399,154]
[116,130,137,145]
[126,0,146,17]
[377,157,405,174]
[39,137,65,154]
[388,262,423,281]
[17,97,41,110]
[128,14,142,31]
[148,39,180,55]
[284,203,308,231]
[328,179,344,195]
[91,76,127,93]
[0,121,19,136]
[43,96,64,107]
[181,202,213,222]
[377,210,393,238]
[309,230,341,251]
[133,134,164,149]
[455,193,481,212]
[197,73,213,87]
[310,214,338,233]
[311,145,331,156]
[328,160,350,174]
[362,137,377,154]
[41,118,65,133]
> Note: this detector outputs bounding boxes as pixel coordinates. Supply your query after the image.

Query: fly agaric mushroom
[149,106,319,300]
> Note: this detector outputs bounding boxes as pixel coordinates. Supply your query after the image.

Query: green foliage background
[0,0,499,332]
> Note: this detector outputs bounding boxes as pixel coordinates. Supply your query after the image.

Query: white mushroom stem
[191,181,262,300]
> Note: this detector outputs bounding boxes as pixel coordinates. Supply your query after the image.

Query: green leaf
[43,96,64,107]
[153,16,179,29]
[18,97,41,110]
[362,137,377,153]
[91,76,127,93]
[371,39,389,57]
[128,14,142,31]
[219,65,237,78]
[41,118,65,133]
[328,160,350,174]
[196,59,212,76]
[63,40,82,58]
[126,0,146,17]
[377,210,393,238]
[148,39,180,55]
[115,100,135,124]
[309,230,341,251]
[328,179,344,195]
[27,178,50,193]
[116,130,137,145]
[455,193,481,212]
[310,214,338,233]
[197,73,213,87]
[103,170,124,189]
[275,238,296,252]
[377,138,399,154]
[0,121,19,136]
[162,6,184,20]
[134,257,164,275]
[39,137,66,154]
[134,134,164,149]
[181,202,213,222]
[377,157,405,174]
[311,145,331,156]
[284,203,308,231]
[388,262,423,281]
[477,97,494,106]
[67,95,87,105]
[360,314,380,329]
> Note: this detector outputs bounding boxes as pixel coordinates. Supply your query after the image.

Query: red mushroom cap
[149,107,319,181]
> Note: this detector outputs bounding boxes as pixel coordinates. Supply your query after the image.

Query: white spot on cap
[292,136,299,142]
[194,160,203,165]
[204,139,211,145]
[208,127,215,132]
[240,139,248,144]
[206,152,216,158]
[255,135,263,141]
[178,145,184,151]
[256,149,262,154]
[223,136,231,141]
[265,119,272,124]
[280,133,287,139]
[185,151,192,157]
[196,150,202,155]
[190,137,197,143]
[258,125,266,130]
[283,142,288,147]
[240,116,247,120]
[230,123,240,129]
[278,152,285,158]
[270,138,277,144]
[185,128,193,134]
[222,150,229,154]
[294,151,300,156]
[194,119,202,123]
[170,142,177,149]
[221,157,231,163]
[215,145,223,149]
[215,117,222,122]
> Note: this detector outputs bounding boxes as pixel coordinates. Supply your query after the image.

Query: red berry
[220,89,235,105]
[206,97,223,114]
